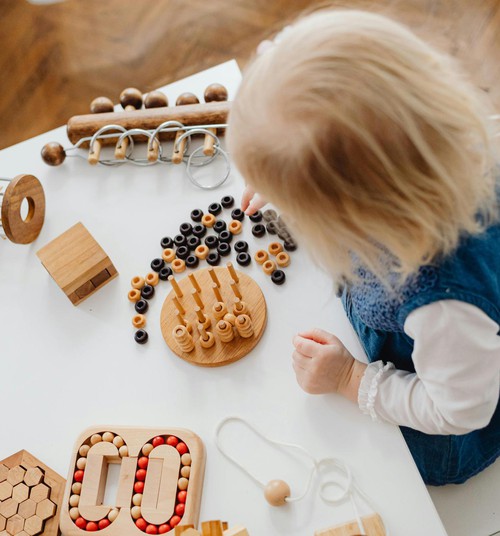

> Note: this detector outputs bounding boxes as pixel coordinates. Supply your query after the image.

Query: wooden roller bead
[178,477,189,491]
[131,505,142,519]
[268,242,283,256]
[128,289,142,302]
[162,248,176,263]
[144,90,168,109]
[213,301,228,321]
[180,466,191,478]
[132,493,142,506]
[108,509,119,522]
[76,458,87,470]
[172,259,186,273]
[146,272,159,286]
[90,96,114,113]
[198,325,215,349]
[113,436,124,448]
[90,433,102,444]
[173,325,195,353]
[41,141,66,166]
[263,260,277,275]
[228,220,242,235]
[69,507,80,521]
[264,479,290,506]
[72,482,82,495]
[181,453,191,466]
[79,445,90,457]
[223,313,237,326]
[120,87,143,110]
[216,320,234,343]
[133,314,146,328]
[131,276,145,289]
[121,444,130,456]
[195,244,209,260]
[254,250,269,264]
[142,443,154,456]
[69,494,80,507]
[235,314,254,338]
[201,213,216,227]
[276,252,291,267]
[233,299,249,316]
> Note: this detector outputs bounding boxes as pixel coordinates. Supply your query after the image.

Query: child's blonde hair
[228,9,497,284]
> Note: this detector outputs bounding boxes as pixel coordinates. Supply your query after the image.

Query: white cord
[215,416,388,536]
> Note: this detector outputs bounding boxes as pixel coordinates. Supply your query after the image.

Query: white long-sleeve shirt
[358,300,500,435]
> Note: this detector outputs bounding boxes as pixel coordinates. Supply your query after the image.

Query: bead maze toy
[0,449,66,536]
[0,174,45,244]
[59,426,205,535]
[41,84,231,189]
[160,264,267,367]
[37,222,118,305]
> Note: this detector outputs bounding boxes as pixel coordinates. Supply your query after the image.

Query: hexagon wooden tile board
[0,449,65,536]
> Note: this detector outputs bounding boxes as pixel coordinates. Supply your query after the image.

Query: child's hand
[292,329,367,401]
[241,185,267,215]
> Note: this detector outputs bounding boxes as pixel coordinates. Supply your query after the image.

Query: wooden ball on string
[264,479,290,506]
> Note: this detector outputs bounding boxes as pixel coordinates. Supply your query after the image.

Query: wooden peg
[212,282,223,303]
[173,296,185,315]
[169,275,183,298]
[230,281,242,300]
[192,288,205,309]
[203,127,217,156]
[189,273,202,293]
[198,324,215,349]
[173,92,200,164]
[147,137,160,163]
[226,262,239,284]
[195,306,211,329]
[208,267,220,287]
[176,309,193,334]
[88,138,102,165]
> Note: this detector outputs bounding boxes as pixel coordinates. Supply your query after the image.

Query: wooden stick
[147,138,160,162]
[230,281,242,300]
[226,262,239,284]
[203,127,217,157]
[198,322,208,341]
[168,275,183,298]
[173,296,185,316]
[88,139,102,165]
[194,306,206,324]
[189,273,201,293]
[208,267,220,287]
[192,288,205,309]
[212,283,223,303]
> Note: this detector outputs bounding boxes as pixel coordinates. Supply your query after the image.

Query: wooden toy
[268,242,283,256]
[0,174,45,244]
[36,222,118,305]
[60,426,205,535]
[314,513,385,536]
[161,265,267,367]
[262,260,276,275]
[0,449,66,536]
[276,252,290,267]
[174,521,249,536]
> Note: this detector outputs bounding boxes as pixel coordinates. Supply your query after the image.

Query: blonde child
[227,10,500,486]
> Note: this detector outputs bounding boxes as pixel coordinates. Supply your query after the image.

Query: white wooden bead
[69,507,80,520]
[102,432,115,442]
[108,508,119,522]
[177,477,189,491]
[132,493,142,506]
[181,453,192,466]
[131,506,142,519]
[180,466,191,478]
[78,445,90,457]
[69,494,80,507]
[119,445,129,457]
[113,436,124,448]
[76,458,87,470]
[90,434,102,445]
[71,482,82,495]
[142,443,154,456]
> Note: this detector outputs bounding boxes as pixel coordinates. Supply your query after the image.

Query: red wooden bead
[136,518,148,531]
[75,517,87,529]
[177,491,187,503]
[86,522,98,531]
[176,443,188,455]
[175,503,185,516]
[158,524,171,534]
[134,481,145,493]
[138,457,149,470]
[169,516,181,527]
[136,469,147,481]
[99,519,111,530]
[166,436,179,447]
[152,436,165,447]
[74,470,85,482]
[146,525,158,534]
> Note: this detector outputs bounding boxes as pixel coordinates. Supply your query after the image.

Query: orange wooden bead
[172,259,186,273]
[201,214,216,228]
[228,220,242,235]
[128,289,141,302]
[268,242,283,256]
[133,314,146,328]
[162,248,176,263]
[276,252,290,267]
[254,250,268,265]
[263,260,277,275]
[131,276,145,289]
[195,244,209,260]
[145,272,159,286]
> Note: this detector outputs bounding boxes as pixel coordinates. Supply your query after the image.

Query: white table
[0,60,447,535]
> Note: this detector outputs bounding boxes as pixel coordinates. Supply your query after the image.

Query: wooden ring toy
[131,276,145,289]
[132,314,146,328]
[228,220,242,235]
[268,242,283,256]
[128,289,141,302]
[0,174,45,244]
[145,272,159,286]
[172,259,186,273]
[263,260,277,275]
[201,214,216,228]
[162,248,176,263]
[195,244,209,260]
[276,252,290,267]
[254,250,268,265]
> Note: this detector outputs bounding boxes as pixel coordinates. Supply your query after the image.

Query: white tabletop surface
[0,60,447,536]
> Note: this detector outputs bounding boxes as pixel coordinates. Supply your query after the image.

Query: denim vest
[342,220,500,486]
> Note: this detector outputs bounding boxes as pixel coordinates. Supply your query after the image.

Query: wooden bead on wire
[276,252,291,267]
[144,90,168,108]
[131,276,145,289]
[263,260,277,275]
[254,250,268,265]
[90,96,114,113]
[268,242,283,256]
[145,272,159,286]
[264,479,290,506]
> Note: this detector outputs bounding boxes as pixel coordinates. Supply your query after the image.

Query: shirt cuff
[358,361,395,421]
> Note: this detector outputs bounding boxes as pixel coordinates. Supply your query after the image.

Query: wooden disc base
[160,267,267,367]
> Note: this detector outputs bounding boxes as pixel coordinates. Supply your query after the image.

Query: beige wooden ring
[276,251,290,267]
[162,248,176,262]
[131,276,145,289]
[263,260,277,275]
[1,174,45,244]
[268,242,283,256]
[199,331,215,349]
[228,220,242,235]
[145,272,159,286]
[128,289,141,302]
[195,244,209,260]
[254,249,269,265]
[201,214,216,227]
[132,314,146,328]
[172,258,186,273]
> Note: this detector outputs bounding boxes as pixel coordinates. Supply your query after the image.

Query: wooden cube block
[37,222,118,305]
[314,513,385,536]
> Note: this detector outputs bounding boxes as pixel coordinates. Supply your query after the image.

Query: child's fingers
[292,350,310,370]
[245,194,267,215]
[298,328,338,345]
[241,185,255,212]
[292,335,322,358]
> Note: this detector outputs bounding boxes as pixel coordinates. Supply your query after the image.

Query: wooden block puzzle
[59,426,205,535]
[36,222,118,305]
[160,266,267,367]
[314,513,386,536]
[0,449,65,536]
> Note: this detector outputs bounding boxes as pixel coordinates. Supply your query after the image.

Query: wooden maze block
[174,520,249,536]
[0,449,66,536]
[314,513,386,536]
[60,426,205,536]
[36,222,118,305]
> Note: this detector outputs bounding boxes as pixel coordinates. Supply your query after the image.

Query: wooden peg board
[59,426,205,535]
[314,513,386,536]
[0,449,66,536]
[160,267,267,367]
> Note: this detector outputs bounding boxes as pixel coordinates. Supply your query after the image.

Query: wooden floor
[1,0,499,149]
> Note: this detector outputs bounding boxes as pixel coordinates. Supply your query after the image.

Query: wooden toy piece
[230,281,242,300]
[36,222,118,305]
[169,275,184,298]
[176,309,193,334]
[163,248,176,263]
[212,283,223,303]
[203,83,228,157]
[254,250,268,265]
[198,324,215,349]
[276,251,291,267]
[128,289,141,302]
[173,258,187,273]
[201,520,224,536]
[223,526,249,536]
[0,449,65,536]
[192,288,205,310]
[60,425,205,536]
[131,276,145,289]
[146,272,159,286]
[41,141,66,166]
[268,242,283,256]
[226,262,239,284]
[233,299,249,317]
[115,88,144,160]
[262,260,277,275]
[173,92,200,164]
[201,214,216,228]
[174,324,195,353]
[174,296,186,316]
[161,267,267,367]
[88,137,102,165]
[195,244,209,260]
[314,513,386,536]
[0,174,45,244]
[132,314,146,329]
[195,306,211,330]
[144,91,168,109]
[235,314,254,338]
[175,527,199,536]
[189,273,202,293]
[228,220,242,235]
[264,479,290,506]
[90,96,114,114]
